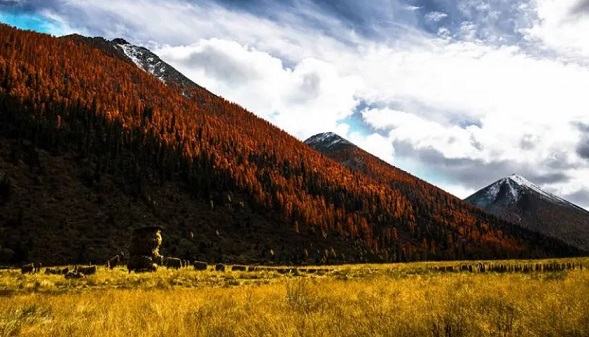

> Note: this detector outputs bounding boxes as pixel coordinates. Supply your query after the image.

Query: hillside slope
[466,174,589,251]
[0,25,580,265]
[305,133,583,259]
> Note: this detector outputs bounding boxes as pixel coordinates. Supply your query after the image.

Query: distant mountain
[304,133,366,171]
[0,25,580,265]
[466,174,589,251]
[305,132,354,151]
[305,132,583,258]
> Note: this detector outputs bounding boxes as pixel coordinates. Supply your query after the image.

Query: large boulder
[127,226,162,273]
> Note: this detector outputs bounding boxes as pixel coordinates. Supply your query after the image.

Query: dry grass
[1,258,589,336]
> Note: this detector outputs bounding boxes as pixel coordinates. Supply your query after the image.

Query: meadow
[1,258,589,337]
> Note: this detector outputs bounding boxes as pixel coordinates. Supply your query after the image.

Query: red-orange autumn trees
[0,24,578,262]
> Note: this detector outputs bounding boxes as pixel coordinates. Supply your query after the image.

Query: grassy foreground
[1,259,589,337]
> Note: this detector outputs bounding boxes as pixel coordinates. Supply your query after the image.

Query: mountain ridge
[466,174,589,251]
[60,34,202,90]
[304,131,584,258]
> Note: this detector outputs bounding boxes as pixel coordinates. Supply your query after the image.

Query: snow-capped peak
[304,132,353,150]
[468,173,581,211]
[507,173,529,185]
[506,174,555,200]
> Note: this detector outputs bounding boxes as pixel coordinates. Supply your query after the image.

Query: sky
[1,0,589,209]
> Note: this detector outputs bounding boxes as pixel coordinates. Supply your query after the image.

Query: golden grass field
[1,258,589,337]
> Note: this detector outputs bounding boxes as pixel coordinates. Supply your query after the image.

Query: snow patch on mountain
[304,132,353,150]
[117,42,166,83]
[504,179,519,203]
[470,175,518,208]
[508,174,556,201]
[482,181,501,205]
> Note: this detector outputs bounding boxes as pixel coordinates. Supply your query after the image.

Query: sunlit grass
[1,258,588,336]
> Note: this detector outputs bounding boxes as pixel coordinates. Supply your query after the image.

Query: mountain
[305,132,584,256]
[304,132,354,152]
[304,132,405,178]
[61,35,201,90]
[0,24,580,265]
[304,132,366,171]
[466,174,589,251]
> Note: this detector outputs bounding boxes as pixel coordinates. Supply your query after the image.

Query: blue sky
[0,12,52,32]
[1,0,589,209]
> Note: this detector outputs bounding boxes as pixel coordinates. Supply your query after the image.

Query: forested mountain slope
[305,133,583,259]
[0,25,579,265]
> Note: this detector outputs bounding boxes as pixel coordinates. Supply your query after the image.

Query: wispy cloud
[425,11,448,22]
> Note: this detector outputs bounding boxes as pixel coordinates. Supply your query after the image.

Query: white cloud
[156,39,361,139]
[348,132,395,163]
[443,184,477,199]
[354,40,589,162]
[524,0,589,60]
[361,107,483,160]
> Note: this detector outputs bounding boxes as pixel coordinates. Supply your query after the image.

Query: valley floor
[1,258,589,337]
